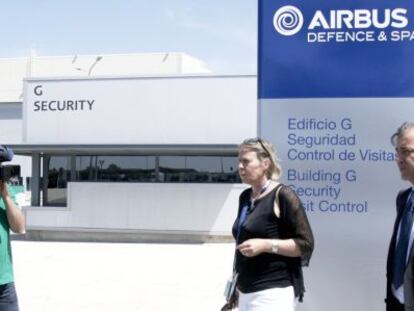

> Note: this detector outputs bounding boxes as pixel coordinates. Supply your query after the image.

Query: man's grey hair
[391,122,414,146]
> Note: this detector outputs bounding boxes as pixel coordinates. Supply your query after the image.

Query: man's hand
[0,182,25,234]
[0,181,9,198]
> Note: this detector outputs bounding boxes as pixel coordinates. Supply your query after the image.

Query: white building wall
[0,52,210,103]
[180,53,210,74]
[0,59,27,102]
[12,56,256,238]
[0,118,22,144]
[23,75,256,145]
[25,182,247,235]
[0,103,31,184]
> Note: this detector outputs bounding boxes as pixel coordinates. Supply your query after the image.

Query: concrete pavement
[11,240,235,311]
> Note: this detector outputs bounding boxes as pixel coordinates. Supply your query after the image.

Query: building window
[159,156,239,183]
[43,156,70,206]
[76,156,156,182]
[43,155,240,206]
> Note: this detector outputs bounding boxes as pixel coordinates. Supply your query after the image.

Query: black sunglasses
[256,138,271,158]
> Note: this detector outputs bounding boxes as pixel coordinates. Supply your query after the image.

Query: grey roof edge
[8,144,240,156]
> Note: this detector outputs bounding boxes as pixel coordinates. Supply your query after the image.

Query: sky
[0,0,258,74]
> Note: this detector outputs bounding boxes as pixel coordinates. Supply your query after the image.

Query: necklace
[249,180,271,212]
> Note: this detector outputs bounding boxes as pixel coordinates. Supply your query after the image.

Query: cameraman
[0,180,25,311]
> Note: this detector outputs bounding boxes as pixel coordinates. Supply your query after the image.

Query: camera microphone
[0,145,13,162]
[0,145,19,182]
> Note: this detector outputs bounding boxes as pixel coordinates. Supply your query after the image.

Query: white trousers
[238,286,296,311]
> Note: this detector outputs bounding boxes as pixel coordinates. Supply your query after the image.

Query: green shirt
[0,187,17,285]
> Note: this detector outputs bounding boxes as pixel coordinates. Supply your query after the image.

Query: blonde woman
[233,138,314,311]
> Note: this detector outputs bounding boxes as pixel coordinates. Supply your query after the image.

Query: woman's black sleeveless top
[232,186,292,293]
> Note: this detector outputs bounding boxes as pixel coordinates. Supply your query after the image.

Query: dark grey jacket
[386,188,414,311]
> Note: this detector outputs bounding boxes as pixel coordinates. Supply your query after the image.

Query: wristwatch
[271,239,279,254]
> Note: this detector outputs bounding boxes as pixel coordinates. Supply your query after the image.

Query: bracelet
[271,239,279,254]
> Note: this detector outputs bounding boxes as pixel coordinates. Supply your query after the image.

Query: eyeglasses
[395,146,414,157]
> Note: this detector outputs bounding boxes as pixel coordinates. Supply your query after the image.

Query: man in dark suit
[386,122,414,311]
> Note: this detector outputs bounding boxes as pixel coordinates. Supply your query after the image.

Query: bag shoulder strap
[273,183,283,218]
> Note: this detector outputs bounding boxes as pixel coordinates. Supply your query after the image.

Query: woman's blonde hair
[239,138,282,180]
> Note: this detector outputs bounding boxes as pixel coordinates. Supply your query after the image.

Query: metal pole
[31,152,41,206]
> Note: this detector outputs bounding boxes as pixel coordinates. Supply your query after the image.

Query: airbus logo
[272,6,412,43]
[273,6,304,36]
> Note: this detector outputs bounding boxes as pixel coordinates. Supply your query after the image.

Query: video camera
[0,145,20,182]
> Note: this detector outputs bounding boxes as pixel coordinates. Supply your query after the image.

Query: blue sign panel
[258,0,414,98]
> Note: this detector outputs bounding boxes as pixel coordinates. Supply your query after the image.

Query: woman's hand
[237,239,269,257]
